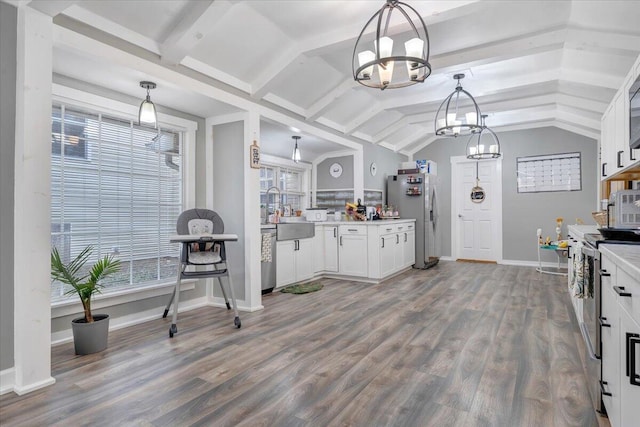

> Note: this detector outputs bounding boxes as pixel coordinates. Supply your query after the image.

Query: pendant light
[291,136,301,163]
[434,74,481,137]
[138,81,158,128]
[466,115,501,159]
[352,0,431,90]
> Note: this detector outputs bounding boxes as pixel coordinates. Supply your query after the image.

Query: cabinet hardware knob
[614,286,632,297]
[599,317,611,328]
[602,162,607,177]
[599,380,612,396]
[617,150,624,168]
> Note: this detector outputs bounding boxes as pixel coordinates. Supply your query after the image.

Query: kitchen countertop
[261,219,415,229]
[600,244,640,282]
[567,224,600,240]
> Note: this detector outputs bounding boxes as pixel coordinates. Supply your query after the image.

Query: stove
[583,232,640,249]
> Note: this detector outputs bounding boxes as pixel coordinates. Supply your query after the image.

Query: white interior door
[451,157,502,262]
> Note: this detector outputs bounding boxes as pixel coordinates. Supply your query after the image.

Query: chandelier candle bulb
[478,144,485,153]
[358,50,375,78]
[405,37,424,78]
[465,112,477,126]
[490,144,498,154]
[469,146,477,155]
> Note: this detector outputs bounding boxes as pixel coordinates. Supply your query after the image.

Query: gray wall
[0,1,17,371]
[363,143,407,190]
[413,126,598,262]
[317,155,354,189]
[212,121,246,300]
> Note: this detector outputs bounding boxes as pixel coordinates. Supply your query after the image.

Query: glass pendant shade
[291,136,301,163]
[352,0,431,89]
[466,115,501,159]
[434,74,481,137]
[138,81,157,128]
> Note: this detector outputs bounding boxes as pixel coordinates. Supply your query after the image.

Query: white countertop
[600,244,640,282]
[567,224,600,240]
[261,219,415,229]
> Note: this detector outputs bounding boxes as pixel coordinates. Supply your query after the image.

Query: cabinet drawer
[394,223,413,233]
[616,267,640,326]
[339,225,367,235]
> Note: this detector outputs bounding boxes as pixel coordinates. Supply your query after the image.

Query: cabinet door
[403,230,415,267]
[614,92,627,170]
[379,234,396,277]
[296,238,314,282]
[339,234,368,276]
[619,308,640,427]
[601,282,621,427]
[276,240,296,287]
[602,105,616,179]
[313,228,324,273]
[323,226,338,272]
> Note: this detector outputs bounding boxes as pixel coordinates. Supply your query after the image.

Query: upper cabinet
[601,54,640,180]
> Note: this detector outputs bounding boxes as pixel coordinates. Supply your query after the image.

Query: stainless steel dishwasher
[260,227,277,294]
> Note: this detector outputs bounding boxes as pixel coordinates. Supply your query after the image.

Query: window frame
[50,84,197,318]
[259,154,311,213]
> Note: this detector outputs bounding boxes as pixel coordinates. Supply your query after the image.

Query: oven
[580,239,603,413]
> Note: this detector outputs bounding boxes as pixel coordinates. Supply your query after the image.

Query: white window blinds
[51,104,183,301]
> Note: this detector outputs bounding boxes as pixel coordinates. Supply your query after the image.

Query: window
[260,164,305,214]
[50,103,183,302]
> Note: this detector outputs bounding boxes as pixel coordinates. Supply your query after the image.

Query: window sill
[51,279,198,319]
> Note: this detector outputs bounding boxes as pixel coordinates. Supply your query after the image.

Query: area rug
[280,283,323,294]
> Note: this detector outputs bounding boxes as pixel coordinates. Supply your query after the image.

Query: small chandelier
[138,81,157,128]
[291,136,301,163]
[352,0,431,90]
[434,74,481,137]
[466,115,501,159]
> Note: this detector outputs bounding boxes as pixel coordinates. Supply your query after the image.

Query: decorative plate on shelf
[330,162,343,178]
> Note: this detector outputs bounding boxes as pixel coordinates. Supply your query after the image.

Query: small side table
[537,244,569,276]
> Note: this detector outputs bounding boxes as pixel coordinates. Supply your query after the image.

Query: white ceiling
[20,0,640,159]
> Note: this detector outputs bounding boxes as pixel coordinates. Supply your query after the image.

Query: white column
[243,112,263,311]
[353,147,364,202]
[13,6,55,394]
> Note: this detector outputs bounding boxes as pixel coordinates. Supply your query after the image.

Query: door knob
[458,214,463,218]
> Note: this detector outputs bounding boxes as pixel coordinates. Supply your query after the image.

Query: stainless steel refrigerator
[387,173,440,269]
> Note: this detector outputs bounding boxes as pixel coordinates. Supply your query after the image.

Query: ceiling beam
[344,102,383,135]
[28,0,78,17]
[160,0,232,65]
[250,45,302,100]
[305,79,358,122]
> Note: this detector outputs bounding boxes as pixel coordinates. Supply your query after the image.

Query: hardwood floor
[0,261,610,426]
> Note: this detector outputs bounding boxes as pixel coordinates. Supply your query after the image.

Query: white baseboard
[0,367,15,395]
[1,368,56,396]
[210,297,264,312]
[501,259,560,268]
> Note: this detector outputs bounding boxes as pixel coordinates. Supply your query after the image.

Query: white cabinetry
[601,53,640,180]
[338,225,368,276]
[276,238,314,287]
[313,225,324,273]
[367,222,415,279]
[324,225,339,272]
[600,251,640,427]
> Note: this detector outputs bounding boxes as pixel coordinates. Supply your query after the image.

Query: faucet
[265,186,281,223]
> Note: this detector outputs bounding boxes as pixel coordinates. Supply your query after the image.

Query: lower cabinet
[324,226,338,272]
[600,252,640,427]
[313,226,324,273]
[368,223,415,279]
[276,238,314,287]
[338,225,368,276]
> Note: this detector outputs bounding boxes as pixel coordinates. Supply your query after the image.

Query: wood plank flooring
[0,261,610,426]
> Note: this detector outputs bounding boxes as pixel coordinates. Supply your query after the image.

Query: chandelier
[466,115,501,159]
[352,0,431,90]
[434,74,481,137]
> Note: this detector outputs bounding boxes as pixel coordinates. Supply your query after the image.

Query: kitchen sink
[276,222,315,241]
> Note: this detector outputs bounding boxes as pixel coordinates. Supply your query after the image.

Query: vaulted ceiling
[19,0,640,157]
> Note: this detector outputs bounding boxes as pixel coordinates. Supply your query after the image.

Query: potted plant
[51,245,121,355]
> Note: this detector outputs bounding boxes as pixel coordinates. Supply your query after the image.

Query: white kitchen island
[275,219,416,288]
